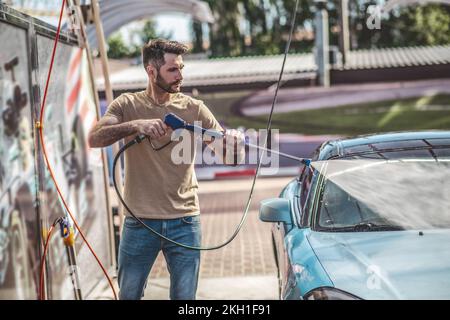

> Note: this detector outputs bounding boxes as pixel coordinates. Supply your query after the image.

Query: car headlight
[304,287,361,300]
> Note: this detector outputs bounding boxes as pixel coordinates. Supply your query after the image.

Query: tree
[191,20,204,53]
[198,0,315,58]
[347,1,450,49]
[400,4,450,46]
[129,20,173,57]
[192,1,450,57]
[138,20,173,44]
[205,0,243,57]
[106,33,130,59]
[107,19,173,59]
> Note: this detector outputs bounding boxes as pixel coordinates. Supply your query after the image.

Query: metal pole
[60,218,83,300]
[338,0,350,65]
[71,0,118,268]
[90,0,125,237]
[314,0,330,87]
[90,0,114,106]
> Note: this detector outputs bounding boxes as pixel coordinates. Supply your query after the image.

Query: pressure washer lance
[60,217,82,300]
[133,113,311,166]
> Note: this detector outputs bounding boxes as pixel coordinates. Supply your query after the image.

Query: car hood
[308,229,450,299]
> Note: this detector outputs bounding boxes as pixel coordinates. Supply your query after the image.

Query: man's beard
[155,73,181,94]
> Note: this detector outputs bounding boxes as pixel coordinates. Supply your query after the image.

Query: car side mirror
[259,198,292,224]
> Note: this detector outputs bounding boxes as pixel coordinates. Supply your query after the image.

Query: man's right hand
[89,116,173,148]
[133,119,172,140]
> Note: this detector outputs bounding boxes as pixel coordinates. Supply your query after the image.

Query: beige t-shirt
[105,90,223,219]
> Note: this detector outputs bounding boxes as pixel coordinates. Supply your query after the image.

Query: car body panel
[308,230,450,299]
[275,179,334,299]
[283,228,334,299]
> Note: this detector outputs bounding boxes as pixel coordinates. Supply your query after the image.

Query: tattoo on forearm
[90,122,137,147]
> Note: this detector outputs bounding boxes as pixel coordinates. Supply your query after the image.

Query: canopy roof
[86,0,214,47]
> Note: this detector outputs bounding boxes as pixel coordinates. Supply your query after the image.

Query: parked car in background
[260,131,450,300]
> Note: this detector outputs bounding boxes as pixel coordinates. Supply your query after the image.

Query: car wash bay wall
[0,4,114,299]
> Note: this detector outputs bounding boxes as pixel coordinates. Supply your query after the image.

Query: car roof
[317,131,450,160]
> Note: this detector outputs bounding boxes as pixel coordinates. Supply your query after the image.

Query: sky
[155,14,193,43]
[118,13,194,46]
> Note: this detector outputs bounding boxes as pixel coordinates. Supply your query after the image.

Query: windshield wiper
[351,222,404,232]
[324,222,404,232]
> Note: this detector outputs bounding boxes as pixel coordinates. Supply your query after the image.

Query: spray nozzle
[164,113,187,130]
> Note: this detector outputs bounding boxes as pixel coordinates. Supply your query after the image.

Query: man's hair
[142,39,188,70]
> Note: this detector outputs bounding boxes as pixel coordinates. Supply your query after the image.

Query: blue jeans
[118,215,201,300]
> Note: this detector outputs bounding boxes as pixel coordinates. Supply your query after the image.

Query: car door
[270,180,291,297]
[274,166,313,297]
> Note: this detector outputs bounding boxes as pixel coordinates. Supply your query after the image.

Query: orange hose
[38,0,117,300]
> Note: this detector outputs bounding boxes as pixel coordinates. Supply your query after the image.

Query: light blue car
[260,131,450,300]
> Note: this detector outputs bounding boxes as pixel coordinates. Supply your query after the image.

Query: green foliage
[205,0,243,57]
[107,20,173,59]
[348,1,450,49]
[406,5,450,45]
[191,20,204,53]
[107,1,450,59]
[139,20,173,44]
[201,0,314,58]
[106,33,130,59]
[194,1,450,57]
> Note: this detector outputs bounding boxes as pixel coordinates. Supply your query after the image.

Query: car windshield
[312,159,450,232]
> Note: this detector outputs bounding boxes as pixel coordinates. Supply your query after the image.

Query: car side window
[299,145,321,209]
[302,169,321,227]
[300,166,313,210]
[297,145,321,226]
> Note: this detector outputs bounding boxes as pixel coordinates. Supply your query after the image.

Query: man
[88,39,244,300]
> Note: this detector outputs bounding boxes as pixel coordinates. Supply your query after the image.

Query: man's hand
[134,119,172,140]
